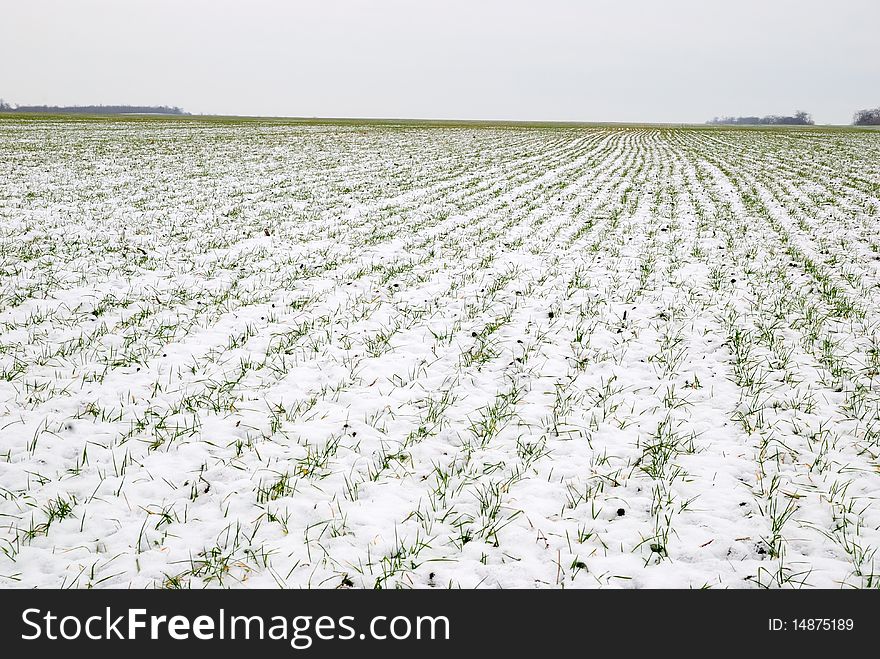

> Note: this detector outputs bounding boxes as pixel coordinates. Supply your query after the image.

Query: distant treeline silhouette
[0,99,188,115]
[853,106,880,126]
[708,111,814,126]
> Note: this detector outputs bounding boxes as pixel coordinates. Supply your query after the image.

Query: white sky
[2,0,877,124]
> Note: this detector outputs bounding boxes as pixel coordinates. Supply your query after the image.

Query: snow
[1,118,879,588]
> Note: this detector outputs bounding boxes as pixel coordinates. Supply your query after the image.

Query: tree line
[0,99,188,115]
[707,107,880,126]
[707,111,814,125]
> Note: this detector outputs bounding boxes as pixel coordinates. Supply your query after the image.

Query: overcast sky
[2,0,877,124]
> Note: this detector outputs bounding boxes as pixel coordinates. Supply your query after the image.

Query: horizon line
[0,110,867,128]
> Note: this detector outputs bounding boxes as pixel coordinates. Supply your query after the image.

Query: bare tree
[853,107,880,126]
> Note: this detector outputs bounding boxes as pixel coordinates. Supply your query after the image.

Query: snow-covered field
[1,118,879,589]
